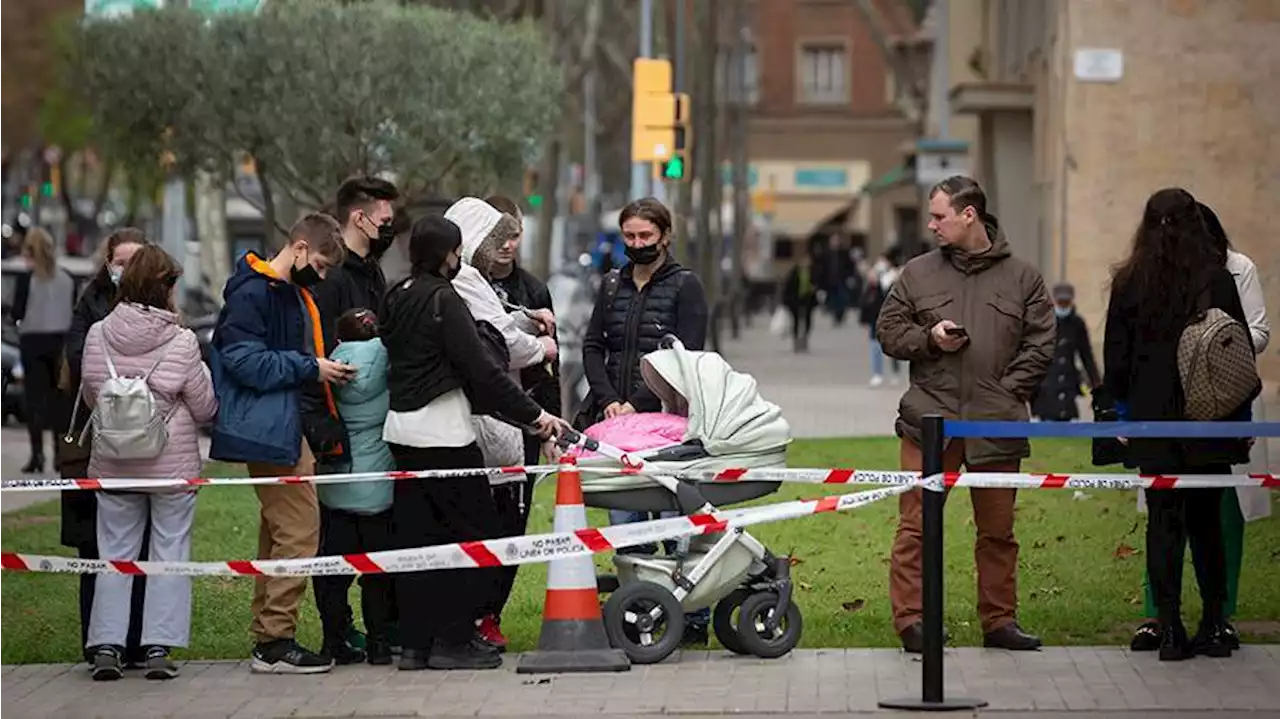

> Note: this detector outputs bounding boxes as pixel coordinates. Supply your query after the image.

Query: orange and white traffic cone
[517,456,630,674]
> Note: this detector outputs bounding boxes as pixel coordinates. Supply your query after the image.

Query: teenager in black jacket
[1103,188,1256,662]
[380,215,560,671]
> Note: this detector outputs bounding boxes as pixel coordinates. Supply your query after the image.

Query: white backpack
[74,334,175,461]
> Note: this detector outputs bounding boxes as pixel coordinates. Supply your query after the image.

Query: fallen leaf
[789,556,805,566]
[1072,490,1092,501]
[1032,540,1046,549]
[841,599,866,612]
[1129,592,1143,605]
[798,582,813,591]
[1114,543,1138,560]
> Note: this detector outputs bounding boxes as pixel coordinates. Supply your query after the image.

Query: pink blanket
[572,412,688,459]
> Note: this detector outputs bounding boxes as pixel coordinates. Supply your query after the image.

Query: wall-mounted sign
[1074,48,1124,83]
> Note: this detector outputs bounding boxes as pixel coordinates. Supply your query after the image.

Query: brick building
[737,0,918,277]
[936,0,1279,385]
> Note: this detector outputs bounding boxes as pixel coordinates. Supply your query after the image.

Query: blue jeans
[868,328,900,377]
[608,509,710,629]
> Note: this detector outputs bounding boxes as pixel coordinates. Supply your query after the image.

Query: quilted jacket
[81,302,218,485]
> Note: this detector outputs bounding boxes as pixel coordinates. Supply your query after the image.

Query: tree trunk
[729,0,750,340]
[693,0,720,352]
[532,129,561,280]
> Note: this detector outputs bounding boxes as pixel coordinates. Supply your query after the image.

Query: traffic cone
[517,456,630,674]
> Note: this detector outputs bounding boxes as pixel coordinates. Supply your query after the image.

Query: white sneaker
[870,375,885,388]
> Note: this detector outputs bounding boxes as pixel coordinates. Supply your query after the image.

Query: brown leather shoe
[899,622,950,654]
[983,622,1042,651]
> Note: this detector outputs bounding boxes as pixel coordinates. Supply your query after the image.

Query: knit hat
[407,214,462,278]
[444,197,519,266]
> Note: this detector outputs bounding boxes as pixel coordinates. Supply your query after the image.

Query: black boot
[21,454,44,474]
[1158,622,1193,662]
[426,638,501,670]
[1192,621,1233,658]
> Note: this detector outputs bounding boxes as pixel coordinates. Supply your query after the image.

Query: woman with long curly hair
[1104,188,1257,661]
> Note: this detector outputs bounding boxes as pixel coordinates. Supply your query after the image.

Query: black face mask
[445,262,461,281]
[371,221,396,256]
[291,262,322,288]
[625,243,663,266]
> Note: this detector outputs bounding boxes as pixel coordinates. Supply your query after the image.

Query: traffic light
[631,58,675,162]
[657,93,692,182]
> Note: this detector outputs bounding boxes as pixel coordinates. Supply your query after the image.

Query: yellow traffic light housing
[631,58,675,162]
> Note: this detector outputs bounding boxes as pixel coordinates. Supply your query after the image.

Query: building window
[798,42,848,105]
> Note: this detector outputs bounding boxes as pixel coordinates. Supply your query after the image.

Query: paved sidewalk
[718,314,901,439]
[5,646,1279,718]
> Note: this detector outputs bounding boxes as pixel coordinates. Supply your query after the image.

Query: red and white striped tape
[935,472,1279,491]
[0,466,925,493]
[0,485,909,577]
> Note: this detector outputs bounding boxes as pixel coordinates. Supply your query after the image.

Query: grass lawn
[3,437,1278,664]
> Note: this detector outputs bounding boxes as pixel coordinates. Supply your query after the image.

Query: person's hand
[528,308,556,336]
[542,440,564,463]
[317,358,356,385]
[930,320,968,353]
[604,401,637,419]
[532,411,568,439]
[538,335,559,363]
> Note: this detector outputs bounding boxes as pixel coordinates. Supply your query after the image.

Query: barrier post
[880,414,986,712]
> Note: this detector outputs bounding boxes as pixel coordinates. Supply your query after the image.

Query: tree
[69,0,561,238]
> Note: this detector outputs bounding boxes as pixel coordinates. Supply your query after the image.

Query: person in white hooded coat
[443,197,559,468]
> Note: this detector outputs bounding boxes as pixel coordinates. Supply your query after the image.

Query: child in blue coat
[313,308,397,666]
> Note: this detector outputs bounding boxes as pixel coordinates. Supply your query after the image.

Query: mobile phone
[944,325,968,338]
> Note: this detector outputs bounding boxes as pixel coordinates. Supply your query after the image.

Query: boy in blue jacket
[210,213,354,674]
[313,309,396,666]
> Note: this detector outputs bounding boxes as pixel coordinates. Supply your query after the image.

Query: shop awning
[860,165,912,197]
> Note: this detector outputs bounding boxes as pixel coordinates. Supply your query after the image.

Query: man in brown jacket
[877,176,1055,653]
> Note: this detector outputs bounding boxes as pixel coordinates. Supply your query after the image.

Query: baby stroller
[563,337,801,665]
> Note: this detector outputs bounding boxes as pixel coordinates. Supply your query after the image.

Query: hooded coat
[875,218,1056,466]
[80,302,218,483]
[444,198,550,467]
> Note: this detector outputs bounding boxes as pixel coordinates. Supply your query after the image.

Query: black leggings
[19,333,66,459]
[1144,465,1229,628]
[487,479,533,619]
[389,443,503,649]
[313,506,395,649]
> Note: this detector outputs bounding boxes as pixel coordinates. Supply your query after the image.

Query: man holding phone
[876,176,1055,654]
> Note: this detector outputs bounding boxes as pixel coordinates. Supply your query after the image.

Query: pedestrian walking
[79,245,217,681]
[861,251,903,387]
[1031,283,1101,421]
[781,248,819,353]
[876,176,1055,654]
[10,227,75,473]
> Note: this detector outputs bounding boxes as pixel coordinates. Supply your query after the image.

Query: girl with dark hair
[1130,201,1271,652]
[380,214,560,671]
[1104,188,1257,661]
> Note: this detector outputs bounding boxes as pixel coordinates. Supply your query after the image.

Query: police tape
[0,466,924,493]
[0,485,911,577]
[936,472,1279,491]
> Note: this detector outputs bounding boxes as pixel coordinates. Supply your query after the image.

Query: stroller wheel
[736,592,803,659]
[712,590,752,655]
[602,581,685,665]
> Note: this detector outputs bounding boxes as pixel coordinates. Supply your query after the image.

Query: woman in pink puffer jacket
[78,246,217,681]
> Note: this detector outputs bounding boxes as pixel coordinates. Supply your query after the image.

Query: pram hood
[639,345,790,458]
[578,344,791,511]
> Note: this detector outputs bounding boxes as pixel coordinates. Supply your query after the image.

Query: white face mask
[109,266,124,286]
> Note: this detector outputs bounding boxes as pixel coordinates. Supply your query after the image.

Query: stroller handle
[491,413,599,453]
